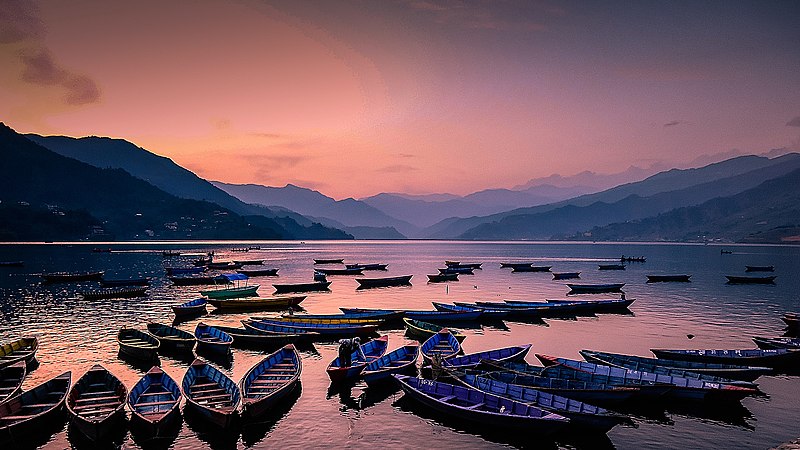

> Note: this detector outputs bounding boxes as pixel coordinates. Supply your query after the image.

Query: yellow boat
[256,315,385,325]
[207,295,306,311]
[0,337,39,369]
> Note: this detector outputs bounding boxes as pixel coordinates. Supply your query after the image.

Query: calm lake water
[1,241,798,449]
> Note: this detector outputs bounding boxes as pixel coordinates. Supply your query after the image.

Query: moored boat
[427,273,459,282]
[240,345,302,417]
[355,275,412,289]
[200,274,260,299]
[0,362,26,405]
[725,275,776,284]
[432,302,510,320]
[620,256,646,262]
[169,275,223,286]
[543,298,635,312]
[195,323,233,353]
[647,274,691,282]
[393,375,568,433]
[751,337,800,350]
[421,329,461,363]
[782,313,799,330]
[651,348,800,369]
[166,266,206,276]
[598,264,625,270]
[252,319,380,337]
[118,328,160,360]
[207,261,242,270]
[260,316,383,325]
[207,295,305,311]
[403,318,467,343]
[146,323,195,352]
[553,272,580,280]
[241,319,322,340]
[404,310,483,322]
[500,262,534,269]
[438,267,474,275]
[171,298,208,317]
[0,371,71,442]
[273,281,331,294]
[446,262,482,270]
[346,263,388,271]
[41,271,104,283]
[182,359,240,428]
[80,286,148,300]
[0,337,38,369]
[512,265,552,273]
[232,259,264,266]
[128,366,181,436]
[745,265,774,272]
[479,369,640,405]
[208,325,300,348]
[442,344,532,370]
[328,309,408,321]
[315,267,363,276]
[362,344,419,385]
[99,277,150,287]
[236,268,279,276]
[314,258,344,264]
[326,336,389,382]
[66,364,127,441]
[567,283,625,294]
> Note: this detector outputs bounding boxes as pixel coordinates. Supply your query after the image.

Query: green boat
[200,273,259,299]
[403,317,466,343]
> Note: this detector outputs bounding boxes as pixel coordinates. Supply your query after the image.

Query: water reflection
[240,384,302,447]
[67,416,128,449]
[182,405,240,450]
[129,411,183,450]
[118,351,161,373]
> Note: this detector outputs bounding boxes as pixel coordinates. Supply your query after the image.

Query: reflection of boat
[427,273,458,282]
[651,348,800,368]
[273,281,331,294]
[182,359,240,429]
[326,335,388,382]
[118,328,160,360]
[567,283,625,294]
[394,375,568,432]
[356,275,412,289]
[552,272,580,280]
[171,298,207,317]
[128,366,182,437]
[745,265,774,272]
[725,275,776,284]
[0,337,38,369]
[41,271,104,283]
[647,275,691,282]
[240,345,302,417]
[67,364,127,441]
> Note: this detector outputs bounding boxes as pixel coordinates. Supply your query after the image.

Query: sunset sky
[1,0,799,198]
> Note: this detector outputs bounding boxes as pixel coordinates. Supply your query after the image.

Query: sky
[1,0,799,198]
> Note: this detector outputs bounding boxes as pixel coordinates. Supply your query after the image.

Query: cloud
[786,116,800,127]
[0,0,43,43]
[17,48,101,105]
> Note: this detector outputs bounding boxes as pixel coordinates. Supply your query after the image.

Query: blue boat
[651,348,800,368]
[327,336,389,382]
[421,329,461,363]
[459,374,629,433]
[580,350,768,384]
[543,298,635,312]
[404,310,483,322]
[751,337,800,350]
[241,319,321,340]
[240,345,302,417]
[393,375,568,433]
[318,310,406,321]
[442,344,532,370]
[432,302,510,320]
[456,301,583,318]
[537,355,759,401]
[252,319,379,337]
[194,322,233,353]
[362,344,420,385]
[171,298,207,317]
[128,366,182,436]
[182,359,240,428]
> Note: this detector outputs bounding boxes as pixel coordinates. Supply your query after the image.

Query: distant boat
[356,275,412,289]
[91,248,112,253]
[207,295,305,311]
[236,268,279,276]
[273,281,331,294]
[146,323,195,352]
[240,345,302,417]
[128,366,182,437]
[720,249,733,254]
[314,258,344,264]
[745,265,774,272]
[233,259,264,266]
[427,273,459,283]
[41,271,104,283]
[620,256,646,262]
[598,264,625,270]
[118,328,160,360]
[446,262,482,270]
[725,275,776,284]
[171,298,207,317]
[207,261,242,270]
[552,272,580,280]
[67,364,127,441]
[512,265,551,273]
[315,267,363,276]
[230,248,250,253]
[80,286,148,300]
[162,250,181,257]
[567,283,625,294]
[500,262,535,269]
[646,274,691,282]
[346,263,388,271]
[182,359,240,428]
[99,277,150,287]
[438,267,474,275]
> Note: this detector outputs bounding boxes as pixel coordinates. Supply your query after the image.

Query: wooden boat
[745,265,774,272]
[146,323,195,352]
[313,271,328,282]
[273,281,331,294]
[0,371,71,441]
[118,328,160,360]
[438,267,474,275]
[195,323,233,353]
[208,325,300,348]
[479,370,640,405]
[567,283,625,294]
[432,302,510,320]
[0,261,24,267]
[0,337,38,369]
[128,366,181,436]
[405,310,482,322]
[620,256,646,262]
[236,268,279,276]
[725,275,776,284]
[165,266,205,276]
[444,260,460,266]
[162,250,181,257]
[442,345,532,370]
[598,264,625,270]
[580,350,771,382]
[240,345,302,417]
[427,273,459,282]
[446,262,482,270]
[169,275,222,286]
[241,320,321,340]
[720,249,733,254]
[314,258,344,264]
[355,275,412,289]
[394,375,568,433]
[651,348,800,368]
[346,263,388,271]
[538,355,758,401]
[207,261,242,270]
[207,295,305,311]
[0,362,26,404]
[553,272,580,280]
[500,262,535,269]
[252,319,379,337]
[200,285,260,299]
[66,364,127,440]
[362,344,419,385]
[41,271,104,283]
[458,374,629,433]
[262,316,384,325]
[466,301,588,317]
[171,298,207,316]
[647,274,691,282]
[315,267,363,276]
[80,286,148,300]
[100,277,150,287]
[326,335,389,382]
[782,313,799,329]
[182,359,240,428]
[752,337,800,350]
[232,259,264,266]
[421,329,461,363]
[230,248,249,253]
[543,298,635,312]
[512,265,552,273]
[403,318,467,343]
[320,310,407,321]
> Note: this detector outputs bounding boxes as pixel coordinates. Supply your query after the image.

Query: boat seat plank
[438,395,457,402]
[79,390,115,397]
[1,415,39,420]
[21,403,57,409]
[191,382,219,389]
[464,403,485,410]
[193,392,231,401]
[74,400,122,410]
[139,391,169,397]
[75,394,120,403]
[135,400,177,407]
